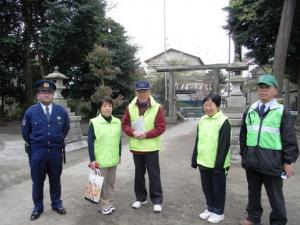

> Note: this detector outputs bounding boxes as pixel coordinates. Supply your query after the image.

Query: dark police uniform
[22,80,70,219]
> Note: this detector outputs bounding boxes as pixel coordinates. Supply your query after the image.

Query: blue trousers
[30,148,63,212]
[199,168,227,215]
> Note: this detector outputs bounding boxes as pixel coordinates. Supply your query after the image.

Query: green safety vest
[246,101,283,150]
[128,96,161,152]
[197,111,231,168]
[90,114,121,167]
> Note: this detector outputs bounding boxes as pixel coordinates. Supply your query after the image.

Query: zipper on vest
[257,114,264,146]
[256,109,272,146]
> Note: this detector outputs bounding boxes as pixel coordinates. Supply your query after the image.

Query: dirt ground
[0,120,299,225]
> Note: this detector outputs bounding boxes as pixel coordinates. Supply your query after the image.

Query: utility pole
[227,34,231,97]
[163,0,168,102]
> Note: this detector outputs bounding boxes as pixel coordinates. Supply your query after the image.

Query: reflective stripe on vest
[247,125,280,135]
[197,111,231,168]
[246,103,283,150]
[128,96,161,152]
[91,114,121,167]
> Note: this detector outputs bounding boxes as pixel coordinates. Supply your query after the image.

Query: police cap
[34,80,56,92]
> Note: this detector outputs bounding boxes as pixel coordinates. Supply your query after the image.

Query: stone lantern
[45,66,68,107]
[224,59,248,162]
[45,67,87,152]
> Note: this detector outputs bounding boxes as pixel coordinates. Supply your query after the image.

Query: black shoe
[30,211,43,220]
[52,207,67,215]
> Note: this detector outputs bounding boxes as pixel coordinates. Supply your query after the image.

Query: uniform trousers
[30,148,63,212]
[99,166,117,209]
[133,151,163,204]
[199,168,227,215]
[245,169,287,225]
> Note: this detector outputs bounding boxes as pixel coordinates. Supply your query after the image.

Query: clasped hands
[133,131,146,139]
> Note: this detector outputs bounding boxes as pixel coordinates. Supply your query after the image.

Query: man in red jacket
[122,80,166,213]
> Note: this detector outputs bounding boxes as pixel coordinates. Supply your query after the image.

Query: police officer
[239,74,299,225]
[22,80,70,220]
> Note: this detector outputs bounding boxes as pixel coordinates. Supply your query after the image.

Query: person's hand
[284,163,294,177]
[137,132,146,139]
[191,163,197,169]
[88,161,100,169]
[133,131,146,139]
[133,131,141,138]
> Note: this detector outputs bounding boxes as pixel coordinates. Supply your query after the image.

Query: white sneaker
[99,206,114,215]
[132,200,147,209]
[199,209,214,220]
[207,213,224,223]
[153,204,162,213]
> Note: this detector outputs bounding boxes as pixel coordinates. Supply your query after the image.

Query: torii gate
[156,62,248,122]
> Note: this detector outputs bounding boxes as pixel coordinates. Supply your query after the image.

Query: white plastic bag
[84,168,104,203]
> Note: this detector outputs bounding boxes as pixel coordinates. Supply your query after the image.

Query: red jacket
[122,101,166,153]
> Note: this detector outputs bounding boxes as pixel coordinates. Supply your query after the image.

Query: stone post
[167,71,177,124]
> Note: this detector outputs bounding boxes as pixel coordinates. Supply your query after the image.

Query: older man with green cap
[239,74,299,225]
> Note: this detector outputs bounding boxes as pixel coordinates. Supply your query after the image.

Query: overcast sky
[107,0,232,65]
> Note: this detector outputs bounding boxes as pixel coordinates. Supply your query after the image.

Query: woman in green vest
[191,93,231,224]
[87,96,121,215]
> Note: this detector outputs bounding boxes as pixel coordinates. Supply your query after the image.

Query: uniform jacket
[240,100,299,176]
[22,102,70,150]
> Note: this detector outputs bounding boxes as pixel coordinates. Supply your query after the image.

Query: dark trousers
[30,149,63,212]
[133,151,163,204]
[245,169,287,225]
[199,168,227,215]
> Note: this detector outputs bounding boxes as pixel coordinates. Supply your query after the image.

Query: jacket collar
[202,110,223,119]
[250,99,281,111]
[131,96,157,107]
[97,113,117,123]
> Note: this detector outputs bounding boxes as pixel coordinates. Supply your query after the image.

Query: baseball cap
[257,74,278,87]
[135,80,150,91]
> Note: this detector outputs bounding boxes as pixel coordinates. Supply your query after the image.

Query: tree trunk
[21,1,34,108]
[36,7,50,77]
[24,50,33,108]
[0,95,4,121]
[101,74,105,87]
[272,0,296,97]
[233,35,242,62]
[284,76,290,109]
[38,52,50,77]
[297,62,300,121]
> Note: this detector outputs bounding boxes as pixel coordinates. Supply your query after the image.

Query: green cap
[257,74,278,87]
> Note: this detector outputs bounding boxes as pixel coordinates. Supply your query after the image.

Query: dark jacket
[239,103,299,176]
[191,119,231,171]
